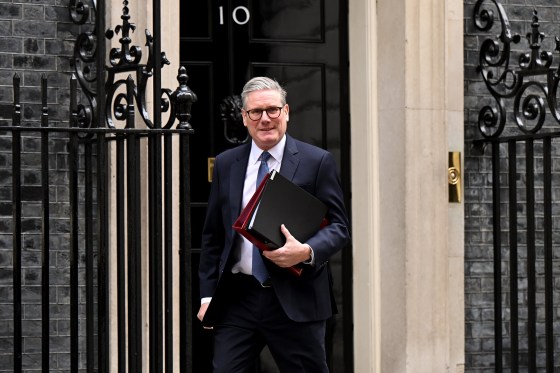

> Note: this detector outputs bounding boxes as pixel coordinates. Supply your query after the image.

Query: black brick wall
[0,0,92,372]
[465,1,560,372]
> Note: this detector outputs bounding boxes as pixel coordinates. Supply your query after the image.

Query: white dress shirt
[231,135,286,275]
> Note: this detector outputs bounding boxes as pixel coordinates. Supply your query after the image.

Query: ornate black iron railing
[6,0,198,372]
[472,1,560,371]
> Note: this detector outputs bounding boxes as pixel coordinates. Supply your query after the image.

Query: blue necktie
[253,151,271,283]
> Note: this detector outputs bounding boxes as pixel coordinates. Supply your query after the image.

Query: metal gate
[3,0,197,371]
[472,1,560,371]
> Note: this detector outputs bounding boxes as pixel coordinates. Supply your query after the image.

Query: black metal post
[179,132,193,373]
[172,66,196,373]
[116,136,127,373]
[149,130,164,373]
[40,74,51,373]
[492,141,503,372]
[85,139,95,373]
[164,134,174,372]
[150,0,165,368]
[126,76,143,372]
[525,140,537,373]
[12,73,22,373]
[69,80,80,373]
[95,1,110,372]
[542,138,554,372]
[507,140,518,373]
[153,0,162,131]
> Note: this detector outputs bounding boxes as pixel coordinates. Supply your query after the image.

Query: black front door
[180,1,352,371]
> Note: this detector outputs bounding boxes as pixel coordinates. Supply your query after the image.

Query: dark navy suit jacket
[199,134,350,323]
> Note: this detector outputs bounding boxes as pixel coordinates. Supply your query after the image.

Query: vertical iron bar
[96,0,109,370]
[69,74,78,369]
[525,140,537,373]
[69,94,80,373]
[153,0,162,131]
[492,141,503,372]
[40,75,50,372]
[149,131,164,373]
[127,135,140,373]
[97,128,110,373]
[85,140,94,373]
[542,137,554,372]
[126,76,143,372]
[508,141,518,373]
[151,0,164,368]
[12,73,22,373]
[117,137,127,373]
[179,132,193,373]
[164,134,174,372]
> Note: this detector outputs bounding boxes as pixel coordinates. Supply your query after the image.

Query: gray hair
[241,77,287,109]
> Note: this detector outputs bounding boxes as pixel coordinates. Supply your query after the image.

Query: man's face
[242,89,289,151]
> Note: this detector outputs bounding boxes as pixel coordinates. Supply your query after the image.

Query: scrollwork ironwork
[69,0,97,133]
[106,2,142,68]
[473,0,560,138]
[69,0,196,132]
[69,0,90,26]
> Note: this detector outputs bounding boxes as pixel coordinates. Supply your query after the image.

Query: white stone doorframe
[349,0,465,372]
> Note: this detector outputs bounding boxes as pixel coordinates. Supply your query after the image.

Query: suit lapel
[229,137,298,220]
[230,144,251,221]
[280,135,300,181]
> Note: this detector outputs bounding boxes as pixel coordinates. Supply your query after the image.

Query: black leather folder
[233,170,328,276]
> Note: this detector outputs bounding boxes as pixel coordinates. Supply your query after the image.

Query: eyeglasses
[245,106,283,121]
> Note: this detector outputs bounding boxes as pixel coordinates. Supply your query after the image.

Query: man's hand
[262,224,312,267]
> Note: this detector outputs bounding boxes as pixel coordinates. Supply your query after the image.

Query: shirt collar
[250,135,286,164]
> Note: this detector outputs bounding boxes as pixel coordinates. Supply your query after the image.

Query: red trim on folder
[233,172,303,276]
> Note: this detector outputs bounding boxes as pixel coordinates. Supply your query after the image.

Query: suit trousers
[211,273,329,373]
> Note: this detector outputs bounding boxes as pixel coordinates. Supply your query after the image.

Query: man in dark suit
[197,77,350,372]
